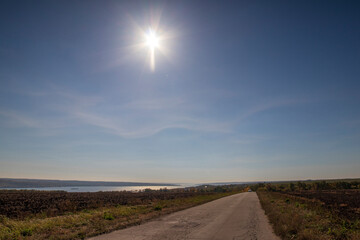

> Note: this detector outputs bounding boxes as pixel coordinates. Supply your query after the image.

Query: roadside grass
[257,191,360,240]
[0,191,239,240]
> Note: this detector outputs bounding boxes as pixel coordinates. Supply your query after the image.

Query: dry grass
[257,191,360,240]
[0,191,238,240]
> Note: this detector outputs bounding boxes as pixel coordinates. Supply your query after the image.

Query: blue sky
[0,0,359,183]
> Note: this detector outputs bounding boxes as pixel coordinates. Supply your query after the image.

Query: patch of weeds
[103,212,115,220]
[328,226,348,239]
[0,215,7,224]
[21,228,33,236]
[351,219,360,230]
[77,232,86,239]
[117,206,136,217]
[305,211,314,219]
[154,205,163,211]
[258,191,360,240]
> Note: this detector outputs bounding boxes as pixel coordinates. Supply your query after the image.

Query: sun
[145,29,159,49]
[144,28,160,71]
[137,26,169,72]
[130,15,173,72]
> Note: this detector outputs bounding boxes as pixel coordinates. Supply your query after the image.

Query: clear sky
[0,0,359,183]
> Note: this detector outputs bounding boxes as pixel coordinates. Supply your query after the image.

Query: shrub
[103,212,114,220]
[21,228,32,236]
[154,205,162,211]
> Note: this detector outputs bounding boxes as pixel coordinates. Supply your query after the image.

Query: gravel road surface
[89,192,280,240]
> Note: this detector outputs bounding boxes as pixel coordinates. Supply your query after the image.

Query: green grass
[257,191,360,240]
[0,191,240,240]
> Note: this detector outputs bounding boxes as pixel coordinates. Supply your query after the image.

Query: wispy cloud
[0,110,45,128]
[0,86,309,139]
[234,97,310,122]
[72,110,231,138]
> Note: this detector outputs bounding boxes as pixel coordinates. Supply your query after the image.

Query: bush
[154,205,162,211]
[21,228,32,236]
[103,212,114,220]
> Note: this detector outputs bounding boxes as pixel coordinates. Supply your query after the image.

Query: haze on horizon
[0,0,359,184]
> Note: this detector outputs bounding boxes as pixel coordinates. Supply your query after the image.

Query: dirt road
[89,192,280,240]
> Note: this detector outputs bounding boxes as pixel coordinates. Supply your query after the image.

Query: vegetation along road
[89,192,279,240]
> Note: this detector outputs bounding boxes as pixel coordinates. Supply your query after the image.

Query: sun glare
[146,30,159,49]
[136,25,170,72]
[144,28,160,71]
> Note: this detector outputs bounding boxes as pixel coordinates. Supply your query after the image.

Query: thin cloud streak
[0,110,72,130]
[0,88,310,138]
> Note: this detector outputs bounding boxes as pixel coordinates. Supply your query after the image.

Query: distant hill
[0,178,179,188]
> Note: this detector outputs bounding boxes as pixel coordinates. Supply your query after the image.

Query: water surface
[0,184,193,192]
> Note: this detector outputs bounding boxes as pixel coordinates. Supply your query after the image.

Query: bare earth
[89,192,280,240]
